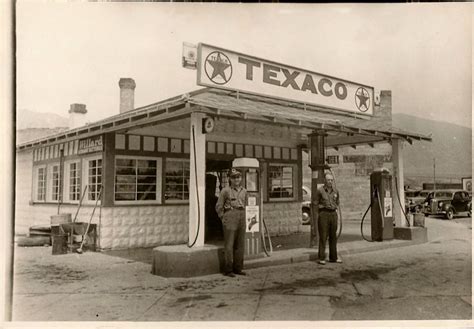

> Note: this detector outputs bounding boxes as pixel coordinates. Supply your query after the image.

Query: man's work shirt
[216,185,247,219]
[313,185,339,211]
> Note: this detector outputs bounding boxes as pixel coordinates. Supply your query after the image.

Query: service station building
[15,44,431,270]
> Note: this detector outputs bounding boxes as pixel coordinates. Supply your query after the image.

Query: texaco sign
[196,43,374,115]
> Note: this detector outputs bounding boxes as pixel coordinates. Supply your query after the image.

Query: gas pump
[232,157,262,259]
[370,169,394,241]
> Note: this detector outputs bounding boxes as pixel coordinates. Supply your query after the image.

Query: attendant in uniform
[314,173,342,265]
[216,168,248,277]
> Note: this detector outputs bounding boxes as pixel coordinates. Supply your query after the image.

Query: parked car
[301,185,311,225]
[423,190,472,219]
[405,189,431,213]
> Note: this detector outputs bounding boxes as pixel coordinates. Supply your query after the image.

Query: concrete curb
[244,239,424,270]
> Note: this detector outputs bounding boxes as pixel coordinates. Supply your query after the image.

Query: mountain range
[392,113,472,181]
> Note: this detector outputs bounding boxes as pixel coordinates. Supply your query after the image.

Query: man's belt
[320,208,337,212]
[225,206,245,212]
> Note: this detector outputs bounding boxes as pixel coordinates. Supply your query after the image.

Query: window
[327,155,339,165]
[35,166,47,201]
[50,164,60,201]
[114,157,161,202]
[85,157,102,201]
[165,159,190,202]
[68,162,81,201]
[268,164,294,200]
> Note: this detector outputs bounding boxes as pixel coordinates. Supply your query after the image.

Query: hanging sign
[78,135,103,154]
[196,43,374,115]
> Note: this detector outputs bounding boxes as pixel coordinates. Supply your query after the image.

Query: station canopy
[17,88,431,151]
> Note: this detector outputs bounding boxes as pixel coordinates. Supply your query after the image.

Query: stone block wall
[263,202,301,236]
[303,144,393,220]
[100,205,188,250]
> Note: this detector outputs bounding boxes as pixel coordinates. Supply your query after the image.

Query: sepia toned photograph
[3,1,472,326]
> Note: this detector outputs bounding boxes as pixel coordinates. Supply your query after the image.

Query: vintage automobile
[423,189,472,219]
[405,189,431,213]
[301,185,311,225]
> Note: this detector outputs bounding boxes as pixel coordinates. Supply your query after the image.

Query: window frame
[114,155,162,205]
[63,159,82,204]
[33,164,47,203]
[267,162,297,202]
[46,162,60,203]
[82,155,103,204]
[164,158,190,204]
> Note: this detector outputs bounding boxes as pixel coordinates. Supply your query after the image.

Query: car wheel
[445,208,454,220]
[302,208,311,225]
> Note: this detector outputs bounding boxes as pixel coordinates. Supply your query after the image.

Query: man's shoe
[330,259,342,263]
[224,272,235,277]
[317,260,326,265]
[233,271,247,276]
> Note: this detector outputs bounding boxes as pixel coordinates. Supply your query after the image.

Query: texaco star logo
[355,87,370,112]
[205,51,232,85]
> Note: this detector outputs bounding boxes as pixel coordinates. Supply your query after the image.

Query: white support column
[188,112,206,247]
[392,138,406,227]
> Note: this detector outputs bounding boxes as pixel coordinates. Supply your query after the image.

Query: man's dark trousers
[222,209,246,273]
[318,209,338,261]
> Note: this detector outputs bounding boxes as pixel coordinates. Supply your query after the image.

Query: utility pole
[433,157,436,190]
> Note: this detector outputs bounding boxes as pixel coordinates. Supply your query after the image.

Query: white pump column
[188,112,206,247]
[392,138,406,227]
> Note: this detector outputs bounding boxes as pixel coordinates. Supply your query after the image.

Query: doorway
[205,159,233,243]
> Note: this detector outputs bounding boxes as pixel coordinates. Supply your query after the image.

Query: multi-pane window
[165,159,190,202]
[36,167,46,201]
[69,162,81,201]
[115,158,158,201]
[327,155,339,165]
[268,164,294,199]
[88,158,102,201]
[51,165,60,201]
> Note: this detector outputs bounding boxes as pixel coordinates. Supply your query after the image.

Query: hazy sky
[16,2,472,128]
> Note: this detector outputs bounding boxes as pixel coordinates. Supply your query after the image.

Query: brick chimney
[373,90,392,125]
[119,78,136,113]
[69,103,87,129]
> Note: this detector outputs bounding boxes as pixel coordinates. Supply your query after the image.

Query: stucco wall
[15,150,34,235]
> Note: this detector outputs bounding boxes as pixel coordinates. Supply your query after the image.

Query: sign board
[384,197,393,218]
[462,177,472,193]
[246,205,259,233]
[197,43,374,115]
[78,135,103,154]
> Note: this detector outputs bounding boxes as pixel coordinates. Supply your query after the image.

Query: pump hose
[394,175,411,227]
[328,168,343,240]
[260,187,273,256]
[360,201,374,242]
[188,125,200,248]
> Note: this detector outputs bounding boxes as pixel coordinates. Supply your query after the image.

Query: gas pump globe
[232,157,262,259]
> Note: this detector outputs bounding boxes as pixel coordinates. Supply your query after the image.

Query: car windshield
[419,191,431,197]
[405,191,419,197]
[434,191,453,198]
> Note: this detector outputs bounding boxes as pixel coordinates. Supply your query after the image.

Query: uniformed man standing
[314,173,342,265]
[216,168,248,277]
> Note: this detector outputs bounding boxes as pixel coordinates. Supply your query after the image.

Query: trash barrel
[50,213,72,226]
[413,213,425,227]
[52,234,68,255]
